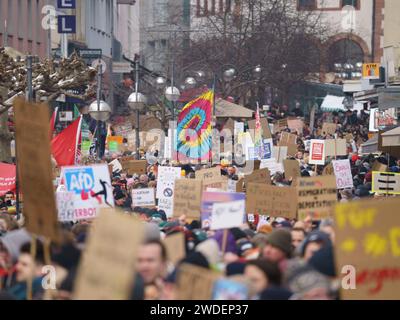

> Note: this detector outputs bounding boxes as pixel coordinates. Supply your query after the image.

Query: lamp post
[128,58,147,160]
[89,64,111,161]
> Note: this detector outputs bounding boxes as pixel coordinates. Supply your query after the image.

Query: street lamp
[184,77,197,89]
[88,100,111,122]
[223,68,236,82]
[155,76,167,89]
[165,86,181,102]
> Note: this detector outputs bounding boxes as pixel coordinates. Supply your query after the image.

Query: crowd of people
[0,104,399,300]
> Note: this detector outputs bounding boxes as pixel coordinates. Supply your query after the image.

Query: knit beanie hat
[266,229,292,257]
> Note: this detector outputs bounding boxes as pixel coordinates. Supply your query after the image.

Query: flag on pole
[51,116,82,167]
[49,107,59,139]
[175,90,214,162]
[254,104,264,159]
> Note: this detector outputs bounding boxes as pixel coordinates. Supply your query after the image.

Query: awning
[360,134,379,154]
[320,95,365,113]
[215,99,253,118]
[378,86,400,110]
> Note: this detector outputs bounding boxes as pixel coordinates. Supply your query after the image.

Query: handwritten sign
[322,123,337,136]
[283,159,300,180]
[287,119,304,134]
[244,169,271,186]
[334,197,400,299]
[14,99,60,241]
[132,188,155,207]
[246,183,297,219]
[371,171,400,195]
[74,210,144,300]
[120,160,147,176]
[332,160,354,189]
[202,176,228,191]
[325,139,348,157]
[195,167,221,180]
[210,200,245,230]
[297,176,337,220]
[309,140,326,165]
[156,166,182,217]
[173,179,203,219]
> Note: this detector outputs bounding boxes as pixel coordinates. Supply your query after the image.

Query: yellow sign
[362,63,380,79]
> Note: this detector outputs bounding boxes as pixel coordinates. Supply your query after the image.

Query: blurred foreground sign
[14,99,60,241]
[74,210,144,299]
[334,197,400,299]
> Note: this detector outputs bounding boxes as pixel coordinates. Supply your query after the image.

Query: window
[298,0,316,10]
[342,0,358,8]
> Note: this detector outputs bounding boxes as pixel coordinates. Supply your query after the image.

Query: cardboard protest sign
[283,159,300,180]
[325,139,348,157]
[195,167,221,180]
[332,160,354,189]
[164,232,186,265]
[322,163,334,176]
[108,159,122,173]
[74,210,144,300]
[176,263,221,300]
[244,169,271,186]
[262,139,273,159]
[248,117,272,139]
[287,119,304,134]
[309,140,326,165]
[345,133,354,143]
[173,179,203,219]
[372,161,387,172]
[274,119,288,133]
[210,200,245,230]
[334,197,400,299]
[260,158,284,175]
[61,164,114,221]
[202,176,228,191]
[246,183,297,219]
[120,160,147,176]
[131,188,156,207]
[201,191,245,229]
[322,123,337,135]
[280,132,297,145]
[371,171,400,195]
[14,99,59,241]
[297,176,337,220]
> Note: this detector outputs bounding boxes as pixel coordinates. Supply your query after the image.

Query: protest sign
[322,123,337,135]
[273,146,288,163]
[107,136,123,145]
[0,163,16,196]
[202,176,228,191]
[345,133,354,143]
[371,171,400,195]
[210,200,245,230]
[108,159,122,173]
[332,160,354,189]
[244,169,271,186]
[164,233,186,266]
[246,183,297,218]
[309,140,326,165]
[14,99,59,241]
[195,167,221,180]
[234,121,245,138]
[201,191,245,229]
[297,176,337,220]
[372,161,387,172]
[248,117,272,139]
[227,179,237,192]
[283,159,300,180]
[212,279,249,300]
[176,263,221,300]
[334,197,400,299]
[260,158,284,175]
[261,139,273,159]
[322,163,334,176]
[120,160,147,176]
[56,191,76,222]
[287,119,304,134]
[325,139,347,157]
[173,179,203,219]
[156,166,181,217]
[132,188,156,207]
[280,132,297,145]
[74,210,144,300]
[61,164,115,221]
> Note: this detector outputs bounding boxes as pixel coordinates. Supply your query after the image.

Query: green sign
[108,141,119,153]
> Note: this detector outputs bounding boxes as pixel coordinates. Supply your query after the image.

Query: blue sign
[64,167,95,194]
[57,0,76,9]
[261,140,272,159]
[58,15,76,34]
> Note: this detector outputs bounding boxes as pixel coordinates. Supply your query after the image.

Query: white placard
[227,179,237,192]
[158,197,174,218]
[156,166,182,199]
[332,159,354,189]
[260,158,284,175]
[273,146,288,163]
[109,159,122,173]
[210,200,245,230]
[132,188,155,207]
[309,140,326,165]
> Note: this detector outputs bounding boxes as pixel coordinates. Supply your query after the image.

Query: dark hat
[301,231,331,257]
[236,239,254,257]
[230,228,247,241]
[308,245,336,277]
[266,229,292,257]
[180,251,209,269]
[226,262,246,276]
[259,286,293,300]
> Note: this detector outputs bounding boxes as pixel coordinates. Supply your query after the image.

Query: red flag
[51,116,82,167]
[0,163,16,196]
[49,107,58,140]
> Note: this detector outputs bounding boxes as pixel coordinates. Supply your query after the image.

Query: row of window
[196,0,360,17]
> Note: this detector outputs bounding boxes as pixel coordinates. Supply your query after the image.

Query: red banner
[0,163,16,196]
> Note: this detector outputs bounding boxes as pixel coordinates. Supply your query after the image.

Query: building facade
[0,0,49,57]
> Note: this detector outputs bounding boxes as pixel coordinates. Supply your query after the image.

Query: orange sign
[362,63,380,79]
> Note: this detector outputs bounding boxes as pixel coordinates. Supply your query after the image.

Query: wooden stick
[221,229,228,254]
[334,139,337,160]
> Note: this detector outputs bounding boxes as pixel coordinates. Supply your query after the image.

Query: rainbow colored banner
[175,90,214,162]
